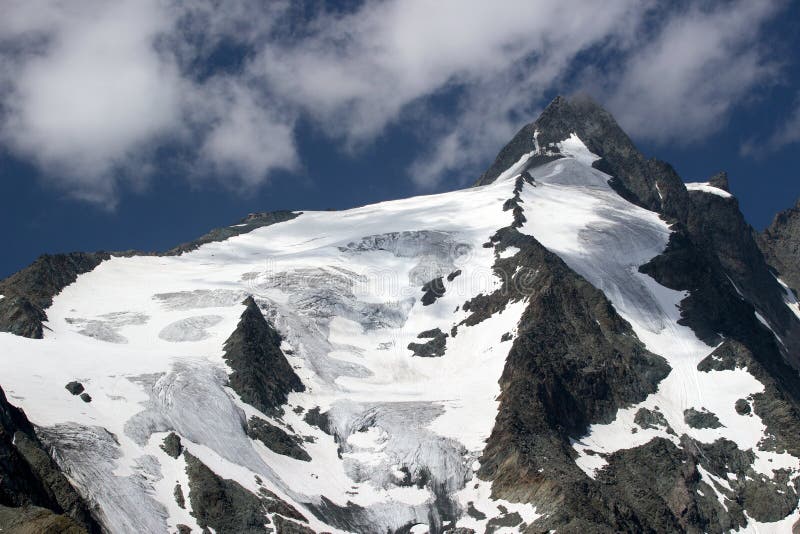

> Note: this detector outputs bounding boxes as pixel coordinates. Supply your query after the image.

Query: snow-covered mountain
[1,96,799,534]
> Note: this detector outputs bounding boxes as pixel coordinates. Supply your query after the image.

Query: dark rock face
[475,95,690,221]
[184,451,308,534]
[682,187,800,362]
[303,408,331,434]
[65,382,84,396]
[184,451,273,534]
[79,393,92,403]
[708,171,730,191]
[735,399,752,415]
[174,484,185,509]
[635,407,675,434]
[420,277,446,306]
[683,408,723,429]
[0,253,109,338]
[471,111,800,530]
[273,514,315,534]
[760,198,800,295]
[0,386,99,533]
[247,416,310,461]
[222,296,305,416]
[407,328,448,358]
[593,435,793,533]
[0,504,87,534]
[161,432,183,459]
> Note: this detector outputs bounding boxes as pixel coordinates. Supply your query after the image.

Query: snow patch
[685,182,733,198]
[557,133,600,166]
[774,276,800,321]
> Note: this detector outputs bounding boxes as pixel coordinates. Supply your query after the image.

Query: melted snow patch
[497,246,519,259]
[685,182,733,198]
[453,468,541,532]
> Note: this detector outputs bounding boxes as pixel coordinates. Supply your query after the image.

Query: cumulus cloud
[0,0,296,207]
[196,80,298,187]
[0,0,790,203]
[1,0,181,203]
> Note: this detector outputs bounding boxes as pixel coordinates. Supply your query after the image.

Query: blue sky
[1,0,799,278]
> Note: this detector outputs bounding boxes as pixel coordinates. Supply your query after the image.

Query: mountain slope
[760,199,800,296]
[0,385,100,533]
[0,96,798,533]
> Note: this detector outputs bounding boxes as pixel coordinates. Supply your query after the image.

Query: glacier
[0,131,798,533]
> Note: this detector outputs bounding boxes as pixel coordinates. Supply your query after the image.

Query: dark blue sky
[1,1,798,279]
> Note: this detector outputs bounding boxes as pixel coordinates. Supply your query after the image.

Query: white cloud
[0,0,298,206]
[599,0,782,145]
[1,0,182,204]
[197,81,298,187]
[0,0,790,203]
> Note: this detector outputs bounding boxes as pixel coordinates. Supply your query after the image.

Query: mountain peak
[475,95,627,186]
[708,171,730,191]
[476,94,691,219]
[535,93,622,143]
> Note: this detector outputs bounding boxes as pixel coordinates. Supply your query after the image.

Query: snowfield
[0,134,797,533]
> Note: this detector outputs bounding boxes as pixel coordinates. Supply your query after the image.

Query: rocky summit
[1,96,799,533]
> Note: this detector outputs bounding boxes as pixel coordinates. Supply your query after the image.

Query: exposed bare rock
[223,297,304,416]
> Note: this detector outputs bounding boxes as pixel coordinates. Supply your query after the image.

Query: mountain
[1,96,799,533]
[760,199,800,297]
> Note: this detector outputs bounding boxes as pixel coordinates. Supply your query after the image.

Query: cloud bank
[0,0,789,205]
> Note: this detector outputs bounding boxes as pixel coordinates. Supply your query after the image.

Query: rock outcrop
[0,386,99,533]
[0,253,109,338]
[223,296,305,416]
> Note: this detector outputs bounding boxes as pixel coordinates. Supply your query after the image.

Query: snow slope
[0,176,538,532]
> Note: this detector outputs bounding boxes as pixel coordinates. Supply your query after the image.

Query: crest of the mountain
[477,94,692,219]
